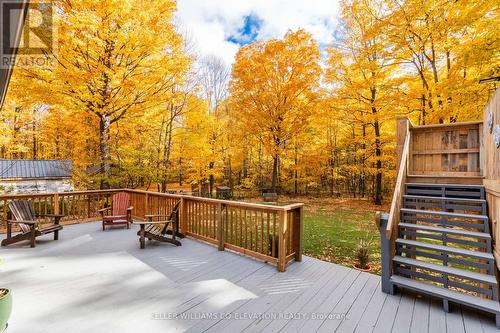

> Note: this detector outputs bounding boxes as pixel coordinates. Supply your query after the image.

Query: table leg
[140,224,145,249]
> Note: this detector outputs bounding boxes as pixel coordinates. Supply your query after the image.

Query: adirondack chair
[98,192,133,230]
[138,201,183,247]
[1,200,63,248]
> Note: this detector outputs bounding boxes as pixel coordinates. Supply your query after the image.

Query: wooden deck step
[403,195,487,215]
[393,256,497,285]
[396,238,494,260]
[390,276,500,316]
[400,208,489,232]
[405,183,485,200]
[398,223,491,240]
[406,183,486,189]
[403,195,486,204]
[400,208,488,221]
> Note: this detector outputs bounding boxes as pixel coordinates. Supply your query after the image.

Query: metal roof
[0,160,73,180]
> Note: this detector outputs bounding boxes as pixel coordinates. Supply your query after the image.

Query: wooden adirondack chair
[139,200,183,247]
[1,200,63,248]
[99,192,133,230]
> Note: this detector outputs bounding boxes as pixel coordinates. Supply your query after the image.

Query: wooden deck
[1,221,498,332]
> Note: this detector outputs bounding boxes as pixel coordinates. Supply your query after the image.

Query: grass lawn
[302,197,389,275]
[247,196,389,275]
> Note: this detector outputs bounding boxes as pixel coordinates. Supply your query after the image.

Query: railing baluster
[273,213,277,258]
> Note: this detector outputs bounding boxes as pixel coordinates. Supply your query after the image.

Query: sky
[175,0,341,66]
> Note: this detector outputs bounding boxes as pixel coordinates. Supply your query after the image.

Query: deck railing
[0,189,303,272]
[408,121,483,180]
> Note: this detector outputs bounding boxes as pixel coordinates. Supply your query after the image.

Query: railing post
[293,206,303,262]
[217,203,224,251]
[54,192,60,215]
[378,212,395,295]
[277,210,287,272]
[145,192,149,216]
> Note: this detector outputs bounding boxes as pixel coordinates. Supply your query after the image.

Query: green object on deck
[0,288,12,333]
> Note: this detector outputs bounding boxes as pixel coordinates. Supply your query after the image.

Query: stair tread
[396,238,494,260]
[398,223,491,239]
[403,195,486,203]
[390,276,500,313]
[393,255,497,284]
[400,208,488,220]
[406,183,485,189]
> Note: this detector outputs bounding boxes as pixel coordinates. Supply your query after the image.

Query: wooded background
[0,0,498,204]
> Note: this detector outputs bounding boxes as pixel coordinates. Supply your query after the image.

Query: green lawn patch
[303,206,381,274]
[243,196,386,274]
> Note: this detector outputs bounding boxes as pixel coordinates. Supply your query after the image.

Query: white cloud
[175,0,340,66]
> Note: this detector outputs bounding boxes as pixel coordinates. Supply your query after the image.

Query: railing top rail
[0,189,304,212]
[125,189,303,211]
[411,120,482,131]
[0,189,122,200]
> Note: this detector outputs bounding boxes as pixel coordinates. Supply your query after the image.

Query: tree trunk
[32,118,37,159]
[361,123,366,198]
[160,108,175,193]
[373,118,382,205]
[370,81,382,205]
[99,113,111,189]
[271,155,279,193]
[178,157,183,185]
[227,155,233,189]
[209,162,215,197]
[294,144,298,195]
[258,141,263,188]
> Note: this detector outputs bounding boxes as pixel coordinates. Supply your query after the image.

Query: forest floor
[245,196,390,275]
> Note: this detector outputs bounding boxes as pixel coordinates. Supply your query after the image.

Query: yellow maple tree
[229,29,321,192]
[13,0,190,187]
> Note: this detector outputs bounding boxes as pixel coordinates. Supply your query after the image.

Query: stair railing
[387,122,411,242]
[377,117,412,294]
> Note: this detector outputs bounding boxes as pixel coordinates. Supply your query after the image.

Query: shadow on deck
[1,222,497,332]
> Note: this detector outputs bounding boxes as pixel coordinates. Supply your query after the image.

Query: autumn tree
[198,55,231,196]
[229,29,321,192]
[2,0,498,199]
[198,55,230,115]
[325,0,400,204]
[384,0,499,124]
[17,0,189,187]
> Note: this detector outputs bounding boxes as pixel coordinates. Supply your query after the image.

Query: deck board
[335,275,380,333]
[353,281,387,333]
[410,296,430,333]
[0,221,497,333]
[373,288,402,333]
[447,306,466,333]
[202,256,324,333]
[429,298,447,333]
[315,271,371,332]
[392,290,416,332]
[253,264,347,332]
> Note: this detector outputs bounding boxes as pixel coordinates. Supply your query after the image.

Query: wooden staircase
[387,183,500,323]
[380,90,500,326]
